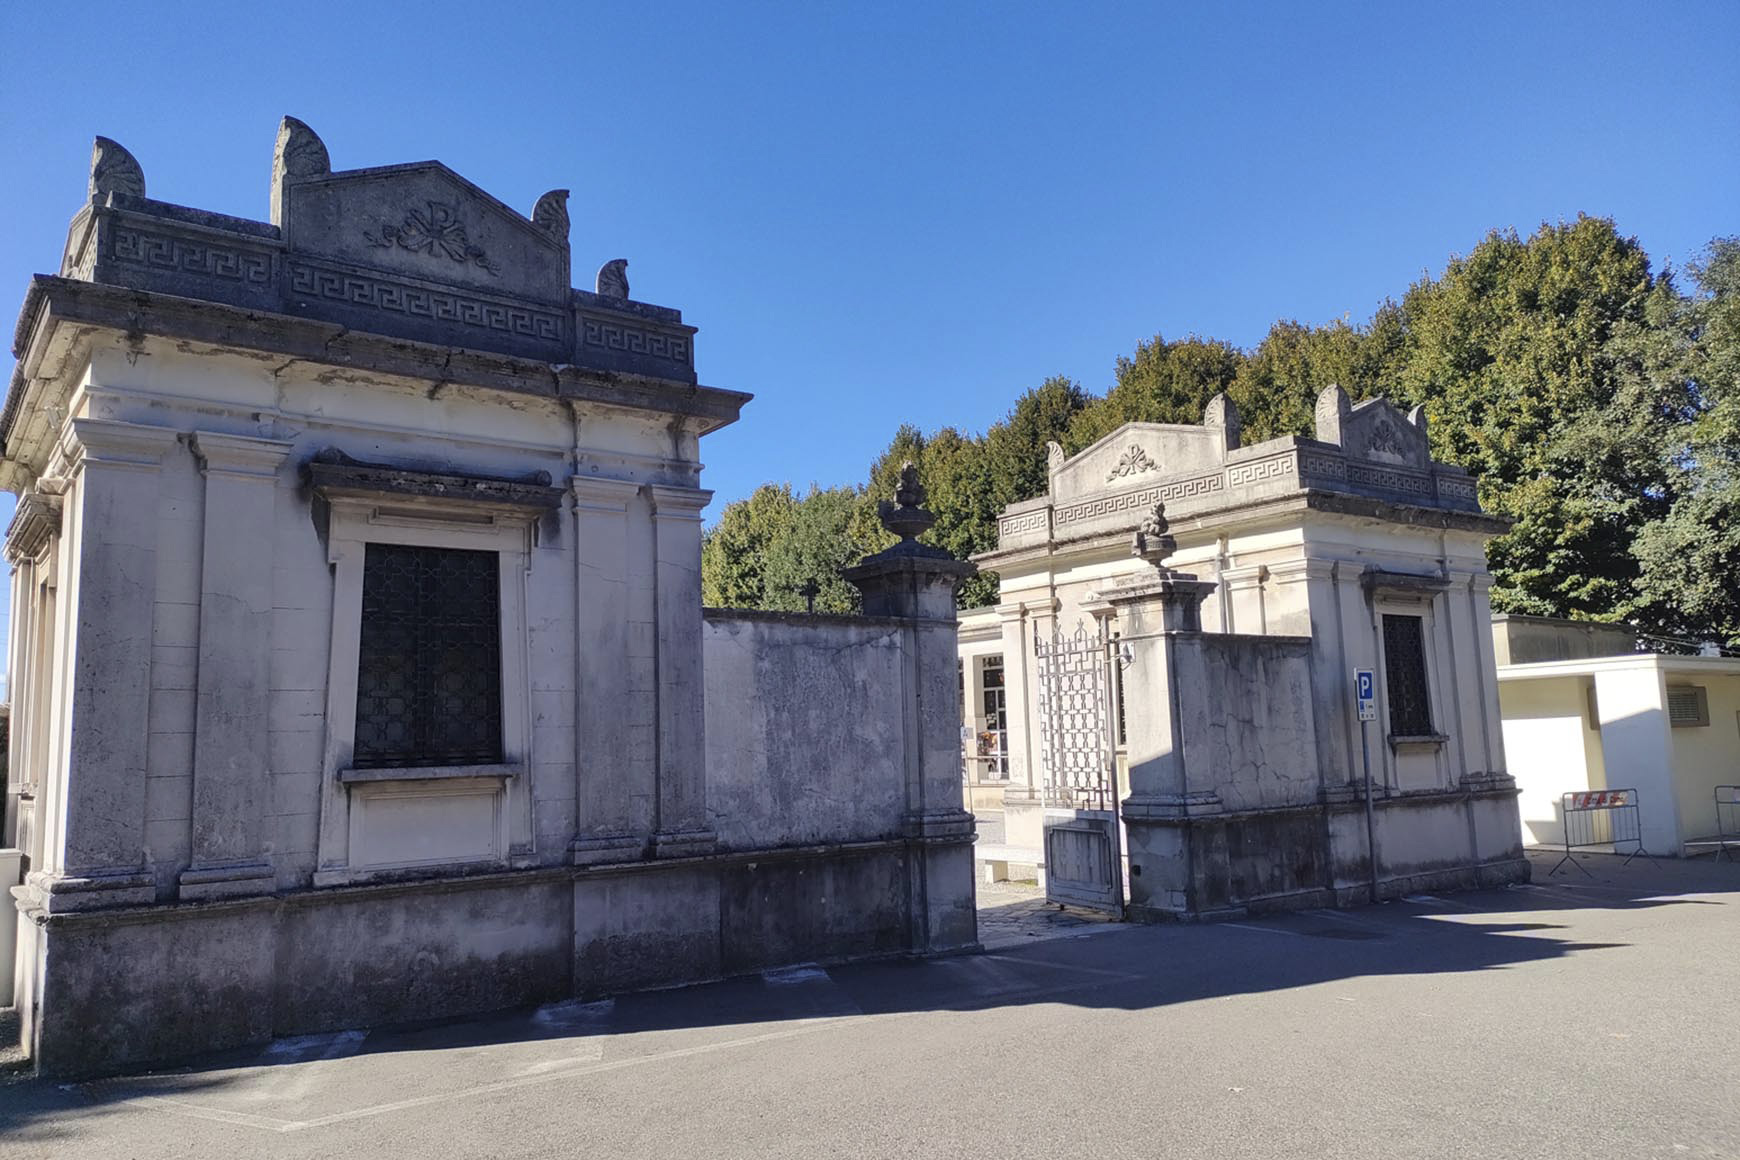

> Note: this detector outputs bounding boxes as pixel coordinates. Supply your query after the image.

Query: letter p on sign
[1355,668,1377,722]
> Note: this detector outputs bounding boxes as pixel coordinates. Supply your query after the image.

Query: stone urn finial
[878,461,937,545]
[1131,501,1176,569]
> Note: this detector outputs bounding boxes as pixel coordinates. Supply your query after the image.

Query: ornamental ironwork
[353,543,504,769]
[1034,620,1116,810]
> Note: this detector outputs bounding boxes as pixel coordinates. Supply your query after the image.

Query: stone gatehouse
[961,390,1530,917]
[0,121,976,1076]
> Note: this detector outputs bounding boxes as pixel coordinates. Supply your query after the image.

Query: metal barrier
[1553,789,1652,875]
[1683,785,1740,862]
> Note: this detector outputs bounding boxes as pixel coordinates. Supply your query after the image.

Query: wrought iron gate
[1034,621,1123,914]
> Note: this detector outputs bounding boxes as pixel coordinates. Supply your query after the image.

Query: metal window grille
[1381,613,1432,736]
[353,543,504,769]
[1666,685,1709,728]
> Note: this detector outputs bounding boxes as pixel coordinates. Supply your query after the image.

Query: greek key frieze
[580,318,692,365]
[111,229,274,284]
[1346,463,1431,496]
[1300,455,1347,479]
[998,511,1049,538]
[1224,455,1297,487]
[1435,476,1477,501]
[1054,472,1223,527]
[288,263,563,341]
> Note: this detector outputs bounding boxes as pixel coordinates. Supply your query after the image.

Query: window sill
[1387,733,1448,752]
[339,763,520,785]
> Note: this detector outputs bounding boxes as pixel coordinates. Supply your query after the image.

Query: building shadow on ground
[0,849,1733,1142]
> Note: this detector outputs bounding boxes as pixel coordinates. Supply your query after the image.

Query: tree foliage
[703,221,1740,644]
[1629,238,1740,642]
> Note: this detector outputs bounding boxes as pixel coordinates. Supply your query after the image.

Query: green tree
[981,375,1089,505]
[701,482,797,608]
[1631,238,1740,643]
[761,485,872,614]
[1067,335,1242,451]
[1397,216,1670,619]
[1228,316,1407,442]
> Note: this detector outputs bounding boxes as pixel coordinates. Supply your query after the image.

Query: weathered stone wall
[702,611,909,851]
[1170,633,1318,814]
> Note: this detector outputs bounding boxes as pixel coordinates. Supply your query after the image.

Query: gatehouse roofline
[973,488,1511,570]
[986,388,1493,560]
[3,118,751,487]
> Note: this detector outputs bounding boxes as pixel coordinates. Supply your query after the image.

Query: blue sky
[2,0,1736,541]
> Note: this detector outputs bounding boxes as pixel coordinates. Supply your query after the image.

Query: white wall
[1667,673,1740,841]
[1592,665,1680,854]
[1498,676,1600,845]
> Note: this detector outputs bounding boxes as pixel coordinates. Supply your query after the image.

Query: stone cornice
[64,417,179,468]
[189,431,295,479]
[978,490,1510,572]
[1361,567,1452,597]
[569,474,642,512]
[1265,557,1337,584]
[1220,563,1269,590]
[4,277,752,473]
[994,596,1057,620]
[4,490,63,563]
[645,483,714,521]
[307,450,565,513]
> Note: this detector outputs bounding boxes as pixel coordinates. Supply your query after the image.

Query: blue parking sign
[1354,669,1377,721]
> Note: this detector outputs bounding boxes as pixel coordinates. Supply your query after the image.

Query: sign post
[1354,668,1380,903]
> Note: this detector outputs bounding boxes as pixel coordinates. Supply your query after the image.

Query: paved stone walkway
[975,878,1124,949]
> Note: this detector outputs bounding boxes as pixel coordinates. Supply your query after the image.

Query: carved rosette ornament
[365,201,500,276]
[1107,444,1157,482]
[1368,417,1403,457]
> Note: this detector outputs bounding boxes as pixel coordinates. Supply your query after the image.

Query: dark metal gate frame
[1034,620,1124,915]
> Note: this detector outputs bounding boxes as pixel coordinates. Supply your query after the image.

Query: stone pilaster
[179,432,295,900]
[994,601,1043,807]
[845,550,978,952]
[1101,569,1219,919]
[1271,556,1357,789]
[22,419,176,913]
[844,465,979,953]
[646,484,714,856]
[1220,563,1267,635]
[569,475,647,865]
[1466,572,1508,777]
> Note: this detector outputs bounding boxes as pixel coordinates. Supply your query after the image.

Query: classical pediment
[988,388,1487,557]
[1049,422,1236,504]
[280,162,570,307]
[1314,387,1431,470]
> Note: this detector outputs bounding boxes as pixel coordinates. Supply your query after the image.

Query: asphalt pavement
[2,849,1736,1160]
